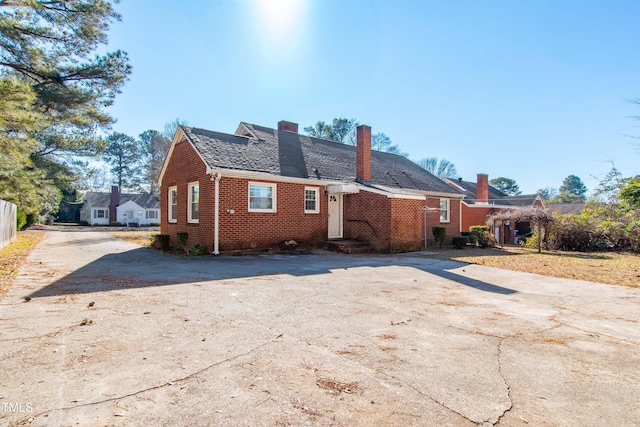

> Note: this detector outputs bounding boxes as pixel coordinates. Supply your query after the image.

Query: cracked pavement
[1,230,639,426]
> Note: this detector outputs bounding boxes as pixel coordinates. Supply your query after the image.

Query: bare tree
[417,157,458,178]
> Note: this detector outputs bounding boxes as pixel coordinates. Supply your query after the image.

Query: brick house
[444,174,544,244]
[158,120,464,254]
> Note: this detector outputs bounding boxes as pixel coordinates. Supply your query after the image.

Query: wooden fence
[0,199,17,250]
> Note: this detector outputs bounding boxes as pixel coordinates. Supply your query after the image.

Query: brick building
[444,174,544,244]
[158,120,464,254]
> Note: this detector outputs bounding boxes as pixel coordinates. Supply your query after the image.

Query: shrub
[452,236,468,249]
[109,221,122,226]
[176,232,188,246]
[177,232,189,255]
[460,231,472,245]
[25,213,36,228]
[546,213,609,252]
[432,226,446,249]
[153,234,170,251]
[189,244,206,256]
[16,210,27,230]
[478,231,496,248]
[469,226,492,247]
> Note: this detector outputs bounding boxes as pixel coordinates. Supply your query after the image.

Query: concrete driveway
[1,231,639,426]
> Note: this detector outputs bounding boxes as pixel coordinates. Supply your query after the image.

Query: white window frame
[146,210,158,219]
[168,186,177,223]
[248,182,277,213]
[440,198,450,223]
[93,209,108,219]
[188,182,199,223]
[304,187,320,214]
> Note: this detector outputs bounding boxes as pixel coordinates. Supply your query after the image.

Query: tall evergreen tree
[0,0,131,214]
[139,130,170,195]
[103,132,143,192]
[559,175,588,200]
[490,177,522,196]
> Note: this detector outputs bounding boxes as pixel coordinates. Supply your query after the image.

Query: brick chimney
[477,173,489,204]
[356,125,372,183]
[277,120,298,133]
[109,185,119,222]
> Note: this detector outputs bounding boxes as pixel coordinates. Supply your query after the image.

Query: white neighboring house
[80,186,160,226]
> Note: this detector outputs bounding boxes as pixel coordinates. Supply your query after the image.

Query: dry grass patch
[0,231,45,297]
[426,246,639,288]
[106,230,158,247]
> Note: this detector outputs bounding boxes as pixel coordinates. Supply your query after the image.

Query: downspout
[459,199,463,235]
[211,172,222,255]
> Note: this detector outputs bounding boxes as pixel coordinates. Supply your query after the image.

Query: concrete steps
[324,240,372,254]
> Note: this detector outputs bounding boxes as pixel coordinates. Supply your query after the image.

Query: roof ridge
[184,125,247,140]
[245,122,357,147]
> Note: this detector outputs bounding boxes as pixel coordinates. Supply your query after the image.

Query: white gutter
[212,172,221,255]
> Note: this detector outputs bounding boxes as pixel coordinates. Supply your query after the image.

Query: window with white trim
[249,182,276,212]
[168,186,177,223]
[146,210,158,219]
[188,182,199,223]
[304,187,319,213]
[93,209,108,219]
[440,198,450,223]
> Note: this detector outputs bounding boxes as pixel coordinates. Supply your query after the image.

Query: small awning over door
[326,183,360,194]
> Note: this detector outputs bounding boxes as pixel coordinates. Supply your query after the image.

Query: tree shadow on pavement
[28,247,517,298]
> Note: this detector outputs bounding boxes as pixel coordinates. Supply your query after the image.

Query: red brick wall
[461,204,495,232]
[425,197,461,247]
[344,191,391,251]
[160,139,215,251]
[344,193,461,252]
[217,177,327,251]
[389,198,423,252]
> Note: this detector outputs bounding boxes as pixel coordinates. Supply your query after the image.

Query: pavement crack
[31,337,282,417]
[292,335,479,424]
[493,337,513,426]
[377,370,479,425]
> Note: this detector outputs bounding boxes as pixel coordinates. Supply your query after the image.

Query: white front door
[327,194,343,239]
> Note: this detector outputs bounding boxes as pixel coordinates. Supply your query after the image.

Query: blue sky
[104,0,640,195]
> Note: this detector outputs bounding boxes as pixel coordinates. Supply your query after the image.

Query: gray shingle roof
[83,192,159,209]
[547,203,586,215]
[451,180,538,206]
[180,123,461,195]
